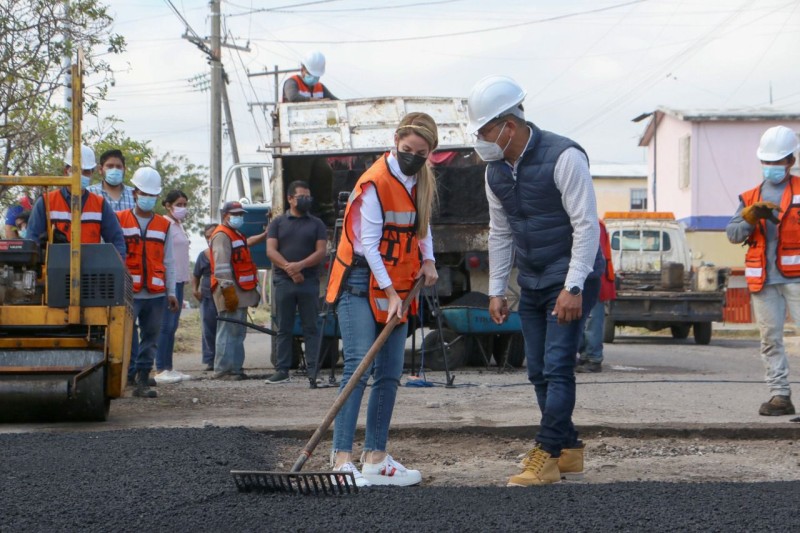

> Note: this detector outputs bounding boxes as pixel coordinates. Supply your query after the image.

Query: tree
[0,0,124,179]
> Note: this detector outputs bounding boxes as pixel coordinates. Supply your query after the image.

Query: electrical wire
[226,0,341,18]
[228,0,462,15]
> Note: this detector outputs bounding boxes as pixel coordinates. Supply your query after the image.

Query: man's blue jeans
[215,307,247,375]
[129,296,167,378]
[156,282,184,371]
[520,277,599,457]
[333,267,408,453]
[579,299,606,364]
[273,276,321,375]
[200,295,217,366]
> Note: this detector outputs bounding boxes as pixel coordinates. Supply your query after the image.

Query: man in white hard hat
[727,125,800,417]
[116,166,179,398]
[282,50,338,225]
[467,75,604,487]
[26,144,126,258]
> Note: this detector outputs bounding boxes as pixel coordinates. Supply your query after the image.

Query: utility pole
[221,77,245,198]
[62,0,72,141]
[209,0,222,222]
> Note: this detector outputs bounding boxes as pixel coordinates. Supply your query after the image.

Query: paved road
[2,427,797,532]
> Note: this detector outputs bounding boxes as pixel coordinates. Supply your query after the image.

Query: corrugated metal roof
[591,163,647,178]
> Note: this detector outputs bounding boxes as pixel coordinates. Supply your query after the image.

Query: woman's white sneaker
[331,462,371,488]
[360,454,422,486]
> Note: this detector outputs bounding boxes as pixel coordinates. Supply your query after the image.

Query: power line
[226,0,341,18]
[245,0,652,44]
[228,0,462,15]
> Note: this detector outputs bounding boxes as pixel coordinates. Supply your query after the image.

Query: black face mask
[295,196,313,213]
[396,151,427,176]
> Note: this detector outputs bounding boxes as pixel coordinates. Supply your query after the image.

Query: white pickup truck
[603,212,729,345]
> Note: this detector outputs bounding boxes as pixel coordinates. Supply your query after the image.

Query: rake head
[231,470,358,495]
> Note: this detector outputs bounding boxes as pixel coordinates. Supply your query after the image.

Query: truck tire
[421,328,466,371]
[693,322,712,345]
[603,320,615,344]
[670,325,691,339]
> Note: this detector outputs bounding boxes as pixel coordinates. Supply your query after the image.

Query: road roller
[0,52,133,422]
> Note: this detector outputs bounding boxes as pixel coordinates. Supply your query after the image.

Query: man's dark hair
[287,180,310,197]
[99,149,125,168]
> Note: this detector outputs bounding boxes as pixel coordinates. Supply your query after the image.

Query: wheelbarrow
[437,306,525,371]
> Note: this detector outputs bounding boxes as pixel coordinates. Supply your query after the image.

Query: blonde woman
[325,112,440,487]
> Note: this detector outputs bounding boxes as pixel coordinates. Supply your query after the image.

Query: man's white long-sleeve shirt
[486,128,599,297]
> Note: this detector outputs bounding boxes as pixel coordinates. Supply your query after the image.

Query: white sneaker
[331,462,371,488]
[154,370,182,384]
[360,454,422,487]
[172,370,192,381]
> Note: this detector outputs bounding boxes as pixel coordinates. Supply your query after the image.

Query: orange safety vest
[326,155,421,323]
[209,224,258,292]
[47,189,104,243]
[740,175,800,293]
[283,74,324,101]
[117,209,170,293]
[598,220,616,302]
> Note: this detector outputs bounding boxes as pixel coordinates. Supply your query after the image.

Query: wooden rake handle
[291,276,425,472]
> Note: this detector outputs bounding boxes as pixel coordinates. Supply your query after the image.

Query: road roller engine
[0,239,43,306]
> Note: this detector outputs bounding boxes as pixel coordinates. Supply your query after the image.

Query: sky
[92,0,800,240]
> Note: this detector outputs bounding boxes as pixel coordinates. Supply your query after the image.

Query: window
[610,230,672,251]
[630,188,647,210]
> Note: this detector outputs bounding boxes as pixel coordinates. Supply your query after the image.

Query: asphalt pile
[2,427,798,532]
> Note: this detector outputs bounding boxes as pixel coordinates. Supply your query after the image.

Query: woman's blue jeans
[520,277,599,457]
[332,267,408,453]
[156,282,184,372]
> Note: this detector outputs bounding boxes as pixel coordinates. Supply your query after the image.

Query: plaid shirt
[87,183,136,212]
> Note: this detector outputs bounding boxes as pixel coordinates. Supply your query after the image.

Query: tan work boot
[519,444,584,480]
[759,395,795,416]
[507,447,560,487]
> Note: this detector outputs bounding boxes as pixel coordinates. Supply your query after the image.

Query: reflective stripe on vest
[325,154,422,323]
[209,224,258,292]
[740,175,800,293]
[46,189,104,243]
[116,209,170,294]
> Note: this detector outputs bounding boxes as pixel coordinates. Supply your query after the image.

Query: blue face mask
[137,196,157,212]
[303,74,319,86]
[228,215,244,229]
[18,228,27,239]
[104,168,124,186]
[763,165,788,184]
[81,175,91,190]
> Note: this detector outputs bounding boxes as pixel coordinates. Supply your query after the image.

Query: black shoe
[575,362,602,373]
[759,395,795,416]
[203,364,215,372]
[265,371,290,384]
[133,369,158,398]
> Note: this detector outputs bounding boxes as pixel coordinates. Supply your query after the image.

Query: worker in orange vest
[324,112,439,488]
[117,166,179,399]
[727,125,800,417]
[26,144,125,258]
[281,50,338,225]
[577,220,616,373]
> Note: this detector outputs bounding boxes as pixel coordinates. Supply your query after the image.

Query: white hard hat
[302,51,326,77]
[756,126,798,162]
[63,145,97,170]
[466,75,527,134]
[131,166,162,195]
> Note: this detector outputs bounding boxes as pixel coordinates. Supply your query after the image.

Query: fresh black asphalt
[1,427,797,532]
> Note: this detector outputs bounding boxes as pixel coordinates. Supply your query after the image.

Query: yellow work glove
[222,285,239,312]
[741,201,781,225]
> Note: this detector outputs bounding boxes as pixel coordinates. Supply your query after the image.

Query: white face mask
[474,122,511,162]
[171,206,188,221]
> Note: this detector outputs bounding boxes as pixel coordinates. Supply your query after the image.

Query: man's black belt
[351,254,369,268]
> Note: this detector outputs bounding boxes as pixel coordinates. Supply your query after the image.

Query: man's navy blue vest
[487,123,602,290]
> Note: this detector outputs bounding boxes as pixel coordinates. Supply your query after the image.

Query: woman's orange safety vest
[740,175,800,293]
[117,209,170,293]
[283,74,324,101]
[47,189,104,243]
[209,224,258,292]
[326,155,421,323]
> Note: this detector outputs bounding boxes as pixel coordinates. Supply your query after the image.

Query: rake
[231,277,425,495]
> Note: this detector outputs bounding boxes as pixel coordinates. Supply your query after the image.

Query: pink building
[637,108,800,231]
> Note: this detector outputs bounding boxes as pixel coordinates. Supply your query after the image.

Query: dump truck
[0,53,133,422]
[224,96,524,369]
[603,212,729,345]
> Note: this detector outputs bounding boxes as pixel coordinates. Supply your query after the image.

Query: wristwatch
[565,285,581,296]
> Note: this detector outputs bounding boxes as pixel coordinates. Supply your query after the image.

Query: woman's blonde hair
[396,112,438,239]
